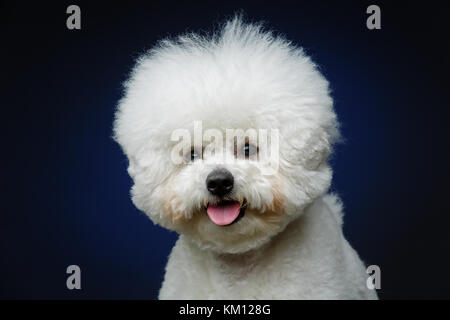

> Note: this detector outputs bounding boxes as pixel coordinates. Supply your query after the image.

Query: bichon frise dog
[113,17,378,300]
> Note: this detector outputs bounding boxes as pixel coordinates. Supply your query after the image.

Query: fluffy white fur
[114,17,378,299]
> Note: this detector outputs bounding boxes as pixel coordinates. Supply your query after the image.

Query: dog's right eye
[185,147,201,162]
[191,149,200,161]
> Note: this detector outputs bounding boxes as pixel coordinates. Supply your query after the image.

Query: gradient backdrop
[2,1,450,299]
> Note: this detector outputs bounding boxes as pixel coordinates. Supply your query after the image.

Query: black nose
[206,169,234,196]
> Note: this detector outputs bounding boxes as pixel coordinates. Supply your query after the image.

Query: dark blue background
[2,1,449,299]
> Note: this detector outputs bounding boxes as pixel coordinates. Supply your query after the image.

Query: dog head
[114,18,340,254]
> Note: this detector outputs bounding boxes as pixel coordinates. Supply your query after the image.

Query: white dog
[113,17,378,300]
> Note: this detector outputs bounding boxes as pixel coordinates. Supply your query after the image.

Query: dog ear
[302,131,332,171]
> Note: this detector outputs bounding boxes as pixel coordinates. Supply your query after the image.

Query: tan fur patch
[163,186,188,225]
[254,178,285,227]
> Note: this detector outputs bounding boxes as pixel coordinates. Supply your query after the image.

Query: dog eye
[243,143,258,159]
[185,147,201,162]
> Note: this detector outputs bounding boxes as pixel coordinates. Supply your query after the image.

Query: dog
[113,17,378,299]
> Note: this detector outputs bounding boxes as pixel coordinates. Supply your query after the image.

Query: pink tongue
[207,201,241,226]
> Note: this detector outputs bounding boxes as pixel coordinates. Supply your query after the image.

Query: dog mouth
[206,199,247,226]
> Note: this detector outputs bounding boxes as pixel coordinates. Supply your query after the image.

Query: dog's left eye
[243,143,258,159]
